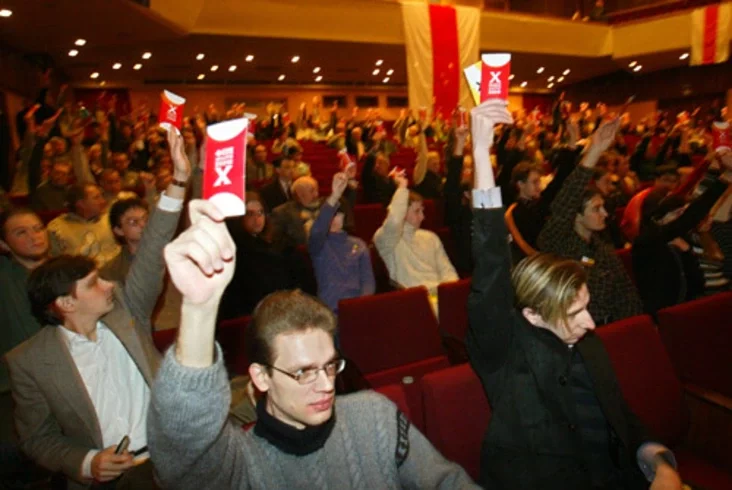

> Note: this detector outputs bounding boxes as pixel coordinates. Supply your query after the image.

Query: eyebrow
[287,354,338,372]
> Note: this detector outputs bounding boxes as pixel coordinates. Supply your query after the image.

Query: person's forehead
[122,207,148,218]
[7,213,42,231]
[272,329,335,367]
[246,201,263,212]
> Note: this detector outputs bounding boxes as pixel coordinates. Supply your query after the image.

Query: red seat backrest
[595,315,688,446]
[353,203,387,243]
[421,363,491,481]
[217,316,252,376]
[437,278,471,341]
[374,384,412,421]
[338,286,444,375]
[656,292,732,399]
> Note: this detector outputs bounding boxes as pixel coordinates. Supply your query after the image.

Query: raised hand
[167,128,192,182]
[590,117,621,154]
[164,200,236,307]
[471,99,513,189]
[329,172,348,203]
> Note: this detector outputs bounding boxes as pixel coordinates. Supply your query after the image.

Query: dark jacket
[467,207,650,490]
[259,179,290,212]
[362,153,396,206]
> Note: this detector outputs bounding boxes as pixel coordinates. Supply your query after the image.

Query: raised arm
[309,172,348,256]
[413,126,429,186]
[373,174,409,253]
[69,129,96,186]
[466,100,517,372]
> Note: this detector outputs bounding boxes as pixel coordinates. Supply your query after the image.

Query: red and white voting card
[712,121,731,152]
[203,118,249,217]
[480,53,511,103]
[159,90,186,131]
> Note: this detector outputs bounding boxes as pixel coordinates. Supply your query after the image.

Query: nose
[313,369,335,393]
[584,314,596,331]
[101,279,115,291]
[600,207,608,218]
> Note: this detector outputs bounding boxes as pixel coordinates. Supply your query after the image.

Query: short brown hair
[511,161,540,188]
[247,290,336,367]
[408,191,424,206]
[512,253,587,327]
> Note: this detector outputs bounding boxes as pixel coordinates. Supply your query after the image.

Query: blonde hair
[512,253,587,327]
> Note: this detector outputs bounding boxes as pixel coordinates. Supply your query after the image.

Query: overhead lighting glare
[375,59,383,66]
[142,52,152,60]
[548,76,555,82]
[563,69,571,75]
[383,77,390,83]
[291,55,300,63]
[557,76,565,82]
[633,65,642,72]
[197,74,205,80]
[229,65,237,72]
[133,63,142,70]
[112,63,122,70]
[68,49,79,57]
[313,67,321,74]
[372,69,380,75]
[196,53,205,61]
[0,9,12,17]
[210,65,219,72]
[629,60,637,68]
[520,81,528,88]
[245,54,254,62]
[99,81,106,86]
[75,39,86,46]
[508,74,515,80]
[548,82,555,88]
[679,52,689,60]
[315,75,323,82]
[537,67,545,74]
[278,74,286,81]
[90,72,100,79]
[387,69,394,75]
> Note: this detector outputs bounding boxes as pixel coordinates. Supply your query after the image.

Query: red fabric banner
[703,4,719,65]
[428,5,460,119]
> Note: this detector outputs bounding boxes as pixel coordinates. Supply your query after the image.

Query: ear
[0,239,10,254]
[54,295,76,318]
[112,226,125,239]
[521,307,546,328]
[249,363,271,393]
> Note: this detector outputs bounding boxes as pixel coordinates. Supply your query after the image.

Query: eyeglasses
[124,216,148,227]
[267,358,346,385]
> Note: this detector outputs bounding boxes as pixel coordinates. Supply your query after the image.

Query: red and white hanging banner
[691,3,731,66]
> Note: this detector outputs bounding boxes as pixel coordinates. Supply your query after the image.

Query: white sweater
[373,187,458,295]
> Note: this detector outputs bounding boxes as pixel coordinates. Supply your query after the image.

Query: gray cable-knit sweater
[148,345,480,490]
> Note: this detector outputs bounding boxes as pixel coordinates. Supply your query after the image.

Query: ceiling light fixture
[210,65,219,72]
[142,52,152,60]
[520,81,528,88]
[508,74,515,80]
[229,65,237,72]
[563,69,570,75]
[375,59,383,66]
[196,53,205,61]
[291,55,300,63]
[112,63,122,70]
[133,63,142,70]
[537,67,545,74]
[372,69,380,75]
[197,74,205,80]
[0,9,12,17]
[315,75,323,82]
[313,67,321,74]
[278,74,286,81]
[75,39,86,46]
[383,77,390,83]
[90,72,100,79]
[557,76,565,82]
[634,65,642,72]
[100,81,106,87]
[548,83,555,89]
[629,60,637,68]
[246,54,254,62]
[68,49,78,57]
[679,52,689,60]
[548,76,555,82]
[387,69,394,75]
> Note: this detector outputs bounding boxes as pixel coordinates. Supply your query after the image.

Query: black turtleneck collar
[253,398,336,456]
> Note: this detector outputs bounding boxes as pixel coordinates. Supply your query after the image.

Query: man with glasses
[101,197,150,283]
[148,204,479,489]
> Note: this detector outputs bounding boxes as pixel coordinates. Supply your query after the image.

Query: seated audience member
[4,158,189,490]
[99,168,123,204]
[373,174,458,302]
[615,154,641,200]
[538,117,643,325]
[246,144,274,183]
[111,152,139,190]
[309,173,375,313]
[346,126,366,160]
[219,193,307,319]
[467,99,682,490]
[412,128,444,200]
[148,245,480,489]
[100,197,150,283]
[593,164,627,248]
[620,166,681,241]
[362,151,397,206]
[260,156,295,211]
[270,176,322,248]
[633,163,732,315]
[30,159,72,211]
[46,184,121,267]
[290,146,312,179]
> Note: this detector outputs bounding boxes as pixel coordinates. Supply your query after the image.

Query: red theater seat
[217,316,252,376]
[353,203,387,243]
[374,383,412,421]
[421,363,491,481]
[657,292,732,399]
[437,278,471,363]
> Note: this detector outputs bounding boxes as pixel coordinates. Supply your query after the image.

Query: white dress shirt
[60,322,150,479]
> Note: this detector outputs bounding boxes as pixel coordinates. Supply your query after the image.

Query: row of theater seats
[152,289,732,487]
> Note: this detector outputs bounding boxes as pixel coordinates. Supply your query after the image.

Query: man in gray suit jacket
[5,130,191,490]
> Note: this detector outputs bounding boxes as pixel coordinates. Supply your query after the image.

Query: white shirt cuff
[636,441,677,482]
[472,187,503,210]
[81,449,99,480]
[157,192,184,212]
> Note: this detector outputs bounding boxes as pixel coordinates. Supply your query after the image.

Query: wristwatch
[171,178,188,188]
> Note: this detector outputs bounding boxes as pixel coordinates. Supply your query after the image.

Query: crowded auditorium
[1,0,732,488]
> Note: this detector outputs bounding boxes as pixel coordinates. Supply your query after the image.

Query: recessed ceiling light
[387,69,394,75]
[112,63,122,70]
[278,74,286,81]
[90,72,100,79]
[291,55,300,63]
[679,52,689,60]
[537,67,545,74]
[75,39,86,46]
[372,69,380,75]
[548,76,555,82]
[245,54,254,62]
[508,74,515,80]
[0,9,12,17]
[383,77,390,83]
[197,74,205,80]
[375,59,383,66]
[557,76,565,82]
[100,81,106,87]
[196,53,205,61]
[68,49,78,57]
[563,69,571,75]
[142,52,152,60]
[629,60,637,67]
[634,65,642,72]
[315,75,323,82]
[210,65,219,72]
[313,67,321,74]
[548,83,555,88]
[229,65,237,72]
[520,81,528,88]
[133,63,142,70]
